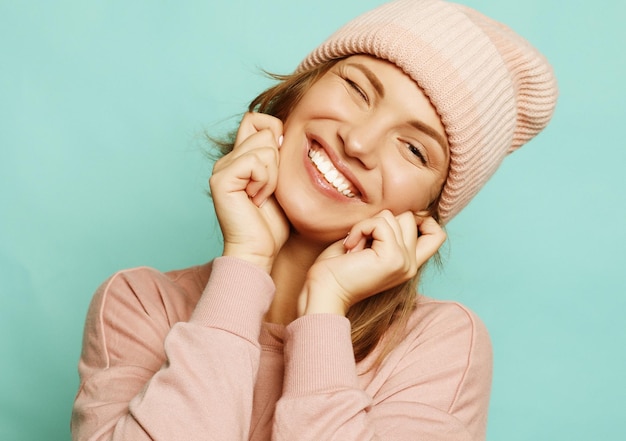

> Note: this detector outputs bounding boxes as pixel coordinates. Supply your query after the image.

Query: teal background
[1,0,624,439]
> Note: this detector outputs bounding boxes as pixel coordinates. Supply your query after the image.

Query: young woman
[71,0,557,440]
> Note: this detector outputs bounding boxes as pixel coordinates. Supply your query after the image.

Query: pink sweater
[71,257,492,440]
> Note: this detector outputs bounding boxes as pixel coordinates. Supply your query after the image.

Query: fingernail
[278,135,284,147]
[342,232,350,245]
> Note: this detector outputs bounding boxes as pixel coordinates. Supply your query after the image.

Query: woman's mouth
[308,146,358,198]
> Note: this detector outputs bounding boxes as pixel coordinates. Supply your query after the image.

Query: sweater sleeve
[273,301,492,441]
[71,257,275,441]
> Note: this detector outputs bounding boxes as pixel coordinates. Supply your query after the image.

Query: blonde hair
[213,59,441,365]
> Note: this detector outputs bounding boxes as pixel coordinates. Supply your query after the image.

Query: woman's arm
[71,257,275,441]
[275,212,490,440]
[72,111,288,440]
[273,301,492,441]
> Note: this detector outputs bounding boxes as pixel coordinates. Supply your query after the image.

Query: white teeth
[325,169,339,182]
[308,148,356,198]
[318,160,332,174]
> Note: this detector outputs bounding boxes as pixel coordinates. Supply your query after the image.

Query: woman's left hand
[298,211,446,316]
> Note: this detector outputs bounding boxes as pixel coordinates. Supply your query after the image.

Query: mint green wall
[1,1,624,439]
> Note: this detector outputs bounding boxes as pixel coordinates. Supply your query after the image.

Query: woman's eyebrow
[409,119,449,159]
[346,62,385,98]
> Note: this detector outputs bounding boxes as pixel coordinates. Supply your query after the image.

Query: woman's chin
[279,206,350,247]
[291,225,345,247]
[274,180,361,246]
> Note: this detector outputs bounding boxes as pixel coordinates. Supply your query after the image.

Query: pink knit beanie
[298,0,558,224]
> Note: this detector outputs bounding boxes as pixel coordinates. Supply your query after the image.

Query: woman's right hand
[209,112,290,273]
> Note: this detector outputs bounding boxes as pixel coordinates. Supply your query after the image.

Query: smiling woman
[70,0,557,440]
[273,56,449,242]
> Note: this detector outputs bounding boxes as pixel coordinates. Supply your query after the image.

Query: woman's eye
[345,78,368,103]
[407,143,427,165]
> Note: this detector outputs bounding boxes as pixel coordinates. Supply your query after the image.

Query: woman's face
[276,55,449,243]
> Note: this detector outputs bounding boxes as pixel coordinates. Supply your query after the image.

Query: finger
[232,128,281,160]
[246,162,270,202]
[344,234,368,253]
[414,217,446,266]
[395,211,419,250]
[234,112,284,149]
[211,147,279,205]
[343,214,399,253]
[375,210,404,245]
[343,210,401,250]
[243,148,280,206]
[212,130,279,177]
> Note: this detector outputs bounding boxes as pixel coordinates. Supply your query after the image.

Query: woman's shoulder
[93,262,213,316]
[411,296,489,335]
[80,262,214,367]
[109,260,213,290]
[363,296,492,436]
[403,296,492,360]
[399,296,493,392]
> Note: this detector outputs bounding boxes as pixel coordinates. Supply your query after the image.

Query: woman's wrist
[222,244,274,274]
[298,283,348,317]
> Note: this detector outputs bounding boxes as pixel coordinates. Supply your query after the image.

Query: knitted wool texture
[298,0,558,224]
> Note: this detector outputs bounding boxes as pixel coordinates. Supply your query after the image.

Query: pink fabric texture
[71,257,492,440]
[298,0,558,223]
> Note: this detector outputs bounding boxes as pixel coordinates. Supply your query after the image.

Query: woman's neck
[265,234,328,325]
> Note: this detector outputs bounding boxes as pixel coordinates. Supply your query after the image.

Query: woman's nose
[339,121,382,169]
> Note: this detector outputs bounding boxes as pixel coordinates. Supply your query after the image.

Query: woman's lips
[304,136,364,201]
[308,146,357,198]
